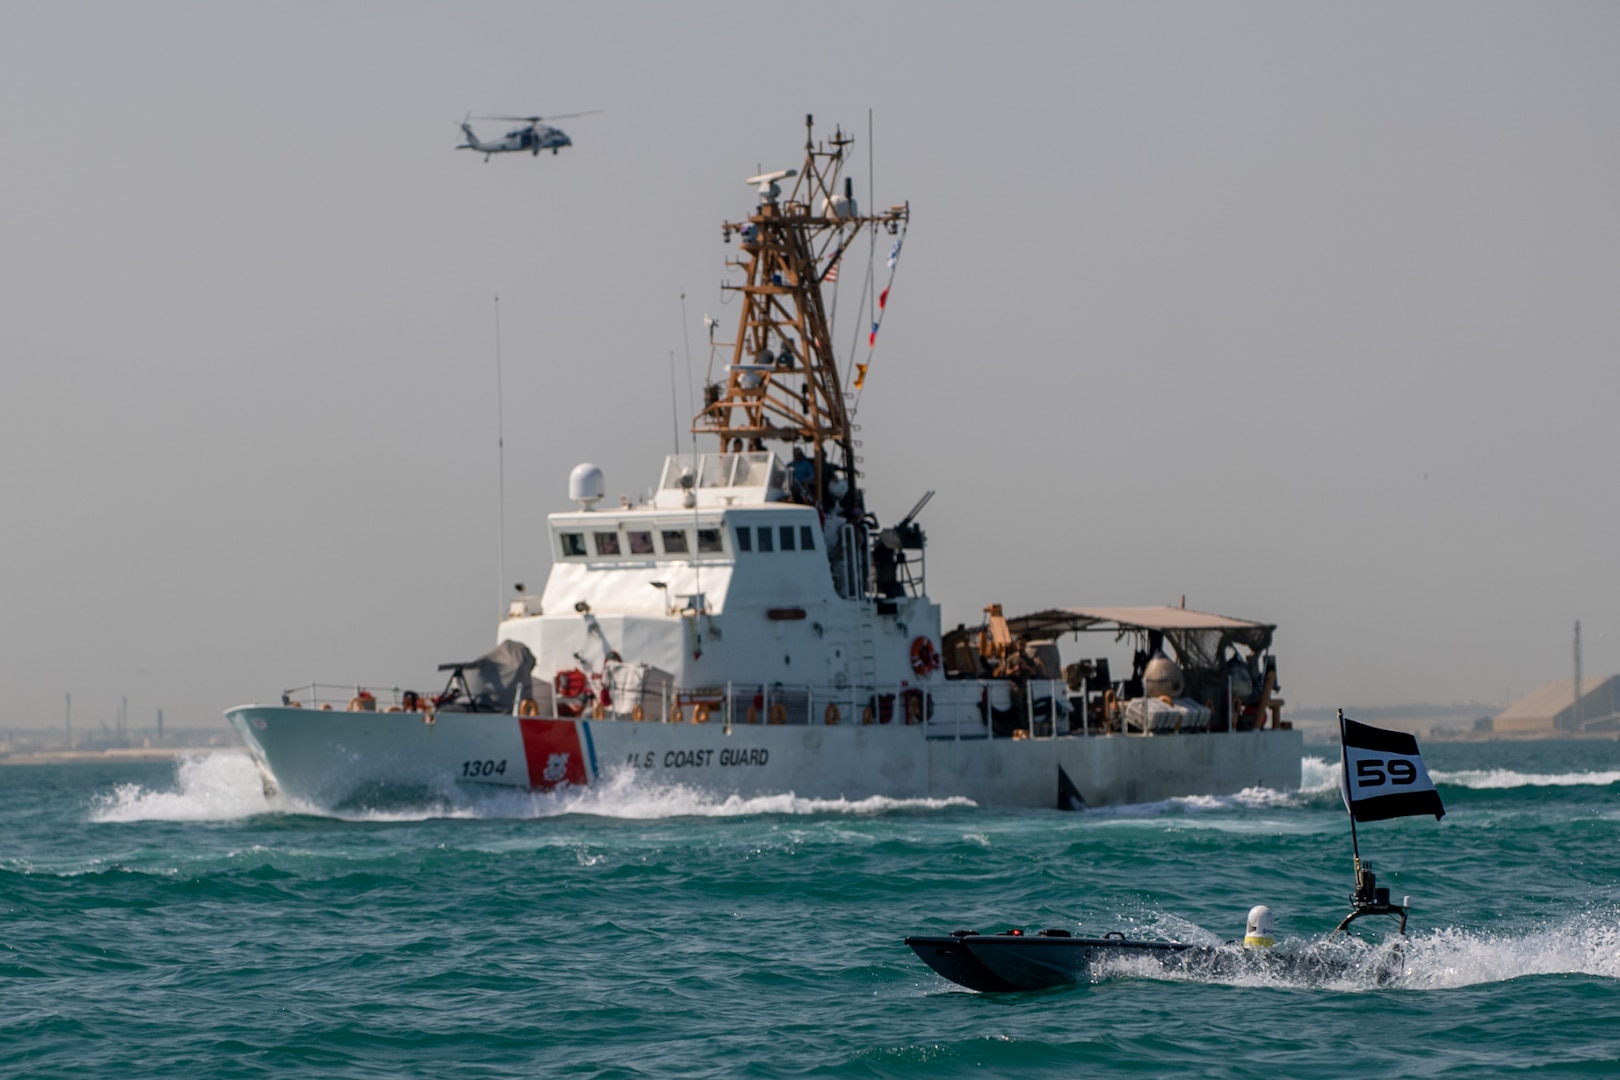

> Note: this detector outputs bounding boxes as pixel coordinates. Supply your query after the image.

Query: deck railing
[278,678,1276,737]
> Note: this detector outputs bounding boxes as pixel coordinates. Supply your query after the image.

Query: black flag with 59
[1339,716,1445,823]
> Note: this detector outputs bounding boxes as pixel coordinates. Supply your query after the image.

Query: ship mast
[698,115,909,508]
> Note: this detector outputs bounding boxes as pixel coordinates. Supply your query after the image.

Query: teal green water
[3,741,1619,1077]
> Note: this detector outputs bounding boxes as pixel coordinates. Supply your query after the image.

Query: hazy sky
[2,2,1616,732]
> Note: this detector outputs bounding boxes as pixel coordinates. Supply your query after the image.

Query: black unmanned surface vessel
[905,928,1202,992]
[907,712,1445,992]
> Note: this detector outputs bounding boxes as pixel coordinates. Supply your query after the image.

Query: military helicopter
[456,112,599,161]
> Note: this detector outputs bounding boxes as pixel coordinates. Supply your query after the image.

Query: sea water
[3,739,1618,1077]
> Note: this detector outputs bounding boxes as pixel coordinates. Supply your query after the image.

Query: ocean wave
[1431,767,1620,790]
[1088,756,1340,820]
[89,755,976,824]
[1099,788,1304,819]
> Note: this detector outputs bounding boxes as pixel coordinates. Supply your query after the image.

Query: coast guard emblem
[543,752,571,784]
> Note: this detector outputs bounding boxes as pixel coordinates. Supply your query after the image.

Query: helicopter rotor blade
[472,110,601,123]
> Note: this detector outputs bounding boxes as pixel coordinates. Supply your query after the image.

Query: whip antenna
[668,350,680,454]
[494,293,507,617]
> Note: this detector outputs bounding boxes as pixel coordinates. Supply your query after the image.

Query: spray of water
[90,752,288,822]
[89,753,976,824]
[1088,911,1620,992]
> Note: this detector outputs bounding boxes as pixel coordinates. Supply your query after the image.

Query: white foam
[89,752,295,823]
[1298,755,1339,794]
[1089,913,1620,991]
[90,755,976,824]
[1086,756,1345,821]
[1431,768,1620,790]
[356,767,978,821]
[1400,914,1620,987]
[81,752,1356,825]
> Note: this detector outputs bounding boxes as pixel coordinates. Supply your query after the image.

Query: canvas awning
[1005,606,1275,667]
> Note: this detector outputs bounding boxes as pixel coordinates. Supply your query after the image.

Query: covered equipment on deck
[435,640,536,713]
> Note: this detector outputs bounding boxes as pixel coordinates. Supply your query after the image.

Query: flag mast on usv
[1333,708,1446,937]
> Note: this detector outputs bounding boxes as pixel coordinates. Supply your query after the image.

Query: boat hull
[906,931,1406,991]
[906,934,1199,991]
[225,706,1302,810]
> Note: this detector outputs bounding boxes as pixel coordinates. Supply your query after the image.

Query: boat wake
[89,753,976,824]
[1430,767,1620,790]
[1090,912,1620,991]
[1088,757,1620,821]
[1088,755,1341,820]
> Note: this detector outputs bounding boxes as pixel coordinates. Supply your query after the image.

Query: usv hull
[226,705,1300,809]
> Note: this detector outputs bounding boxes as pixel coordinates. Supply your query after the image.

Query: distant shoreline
[0,746,246,766]
[1301,729,1620,746]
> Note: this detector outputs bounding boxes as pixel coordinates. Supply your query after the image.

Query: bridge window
[593,532,620,556]
[800,524,816,551]
[757,526,774,553]
[661,530,689,554]
[779,525,796,551]
[560,532,586,557]
[735,526,752,552]
[627,530,655,555]
[697,528,724,554]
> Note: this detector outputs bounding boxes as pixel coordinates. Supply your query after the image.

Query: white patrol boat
[227,117,1302,810]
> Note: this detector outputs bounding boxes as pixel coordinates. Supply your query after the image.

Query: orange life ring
[769,702,787,725]
[693,704,711,724]
[861,706,875,725]
[519,698,540,717]
[824,703,840,726]
[591,701,605,720]
[347,696,366,712]
[746,705,759,725]
[909,636,940,677]
[631,703,644,722]
[905,690,924,724]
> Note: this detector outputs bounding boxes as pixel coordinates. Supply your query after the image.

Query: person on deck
[788,446,815,502]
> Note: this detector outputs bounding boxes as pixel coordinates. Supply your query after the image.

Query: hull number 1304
[462,759,507,778]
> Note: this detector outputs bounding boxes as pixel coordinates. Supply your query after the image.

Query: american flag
[822,261,839,283]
